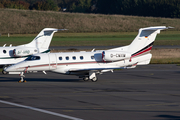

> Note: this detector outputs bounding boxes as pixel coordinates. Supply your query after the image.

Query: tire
[2,70,8,74]
[91,77,98,82]
[83,77,89,81]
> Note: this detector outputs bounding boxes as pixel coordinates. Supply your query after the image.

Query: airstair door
[48,54,57,70]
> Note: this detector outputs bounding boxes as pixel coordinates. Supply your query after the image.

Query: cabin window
[72,56,76,60]
[3,50,6,54]
[25,56,40,61]
[66,56,69,60]
[59,57,62,60]
[91,56,94,59]
[80,56,83,60]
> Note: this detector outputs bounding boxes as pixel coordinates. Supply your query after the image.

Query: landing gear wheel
[2,70,8,74]
[2,66,9,74]
[91,77,98,82]
[18,72,26,83]
[18,78,26,83]
[83,77,89,81]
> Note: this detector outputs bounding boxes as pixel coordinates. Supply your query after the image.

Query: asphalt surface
[0,64,180,120]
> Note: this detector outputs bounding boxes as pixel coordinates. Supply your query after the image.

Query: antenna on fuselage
[91,48,95,52]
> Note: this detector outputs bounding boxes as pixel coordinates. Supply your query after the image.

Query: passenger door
[48,54,57,70]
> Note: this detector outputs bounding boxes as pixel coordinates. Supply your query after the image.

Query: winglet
[167,26,174,29]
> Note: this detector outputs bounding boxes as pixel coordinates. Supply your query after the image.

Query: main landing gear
[83,76,98,82]
[82,71,98,82]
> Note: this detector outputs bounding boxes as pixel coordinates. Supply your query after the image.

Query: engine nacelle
[13,48,38,57]
[102,51,131,61]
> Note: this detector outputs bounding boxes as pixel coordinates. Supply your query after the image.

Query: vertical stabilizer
[128,26,168,58]
[24,28,66,53]
[26,28,58,53]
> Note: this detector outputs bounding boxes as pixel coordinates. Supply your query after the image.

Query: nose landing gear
[18,72,26,83]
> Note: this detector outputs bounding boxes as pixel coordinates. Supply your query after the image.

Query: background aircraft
[0,28,65,74]
[5,26,170,82]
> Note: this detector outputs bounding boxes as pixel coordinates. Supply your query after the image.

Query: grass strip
[1,31,180,46]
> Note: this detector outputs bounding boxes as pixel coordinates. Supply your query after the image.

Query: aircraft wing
[68,67,123,72]
[68,62,138,72]
[68,66,136,72]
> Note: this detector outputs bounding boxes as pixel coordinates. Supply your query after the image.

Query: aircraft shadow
[0,76,82,82]
[155,115,180,120]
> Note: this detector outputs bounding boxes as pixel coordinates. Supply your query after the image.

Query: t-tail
[20,28,66,53]
[104,26,172,66]
[12,28,67,58]
[128,26,170,56]
[128,26,172,65]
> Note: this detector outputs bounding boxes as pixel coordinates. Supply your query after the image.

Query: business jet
[5,26,171,82]
[0,28,66,74]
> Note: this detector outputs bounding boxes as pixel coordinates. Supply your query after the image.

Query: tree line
[96,0,180,18]
[0,0,57,10]
[1,0,180,18]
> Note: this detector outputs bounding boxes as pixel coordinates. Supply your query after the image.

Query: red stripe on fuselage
[131,46,152,58]
[17,61,108,70]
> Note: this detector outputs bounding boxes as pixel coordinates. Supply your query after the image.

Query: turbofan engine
[13,48,38,57]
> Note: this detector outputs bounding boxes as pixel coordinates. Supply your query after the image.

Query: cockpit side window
[25,56,40,61]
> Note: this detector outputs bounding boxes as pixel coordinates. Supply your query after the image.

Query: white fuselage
[6,50,152,75]
[0,46,48,65]
[0,46,26,65]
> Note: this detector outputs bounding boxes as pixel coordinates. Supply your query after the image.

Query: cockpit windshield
[25,55,40,61]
